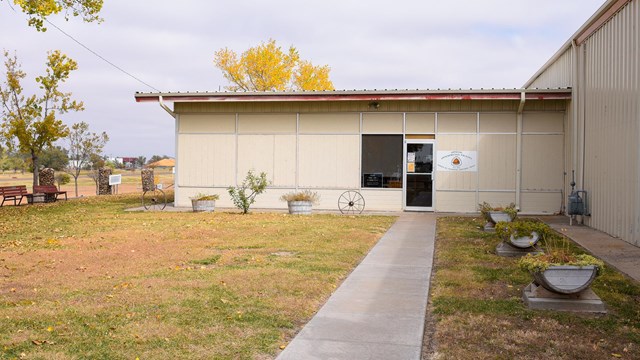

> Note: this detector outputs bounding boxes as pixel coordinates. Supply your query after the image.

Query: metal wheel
[142,188,166,211]
[338,191,365,214]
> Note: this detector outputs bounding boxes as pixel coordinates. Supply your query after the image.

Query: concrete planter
[533,265,598,295]
[509,231,540,249]
[192,199,215,212]
[489,211,513,224]
[287,200,313,215]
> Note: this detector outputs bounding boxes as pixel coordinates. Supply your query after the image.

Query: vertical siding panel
[583,1,640,246]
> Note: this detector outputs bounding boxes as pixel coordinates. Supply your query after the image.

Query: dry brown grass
[0,194,395,359]
[429,217,640,360]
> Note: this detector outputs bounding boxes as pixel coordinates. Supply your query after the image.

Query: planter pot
[509,231,540,249]
[533,265,598,295]
[288,201,312,215]
[192,199,215,212]
[489,211,512,224]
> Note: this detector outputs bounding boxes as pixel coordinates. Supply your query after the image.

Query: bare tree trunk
[74,175,79,198]
[31,150,39,189]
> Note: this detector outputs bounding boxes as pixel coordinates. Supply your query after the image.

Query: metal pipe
[515,91,525,211]
[158,95,176,119]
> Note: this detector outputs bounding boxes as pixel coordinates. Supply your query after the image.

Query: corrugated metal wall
[582,0,640,246]
[528,48,574,89]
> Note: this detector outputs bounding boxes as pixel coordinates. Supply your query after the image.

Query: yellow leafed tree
[8,0,104,31]
[214,39,334,91]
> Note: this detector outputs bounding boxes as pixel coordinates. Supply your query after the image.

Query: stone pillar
[98,168,112,195]
[39,168,56,202]
[141,168,154,192]
[39,168,55,186]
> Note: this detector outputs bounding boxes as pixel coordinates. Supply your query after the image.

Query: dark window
[361,135,403,188]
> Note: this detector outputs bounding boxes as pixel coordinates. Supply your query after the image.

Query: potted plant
[479,202,517,231]
[280,190,320,215]
[190,193,219,212]
[518,234,605,295]
[495,220,550,250]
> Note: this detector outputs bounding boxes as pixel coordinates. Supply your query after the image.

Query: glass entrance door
[404,140,435,211]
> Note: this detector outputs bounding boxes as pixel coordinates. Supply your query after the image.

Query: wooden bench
[33,185,68,202]
[0,185,32,206]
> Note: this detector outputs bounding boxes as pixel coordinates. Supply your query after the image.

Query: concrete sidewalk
[277,213,435,360]
[542,216,640,283]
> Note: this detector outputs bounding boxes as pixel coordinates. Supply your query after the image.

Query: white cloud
[0,0,605,157]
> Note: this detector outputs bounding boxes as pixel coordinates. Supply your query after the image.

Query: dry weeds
[0,194,395,359]
[428,217,640,360]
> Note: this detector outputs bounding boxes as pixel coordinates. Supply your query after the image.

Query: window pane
[361,135,403,188]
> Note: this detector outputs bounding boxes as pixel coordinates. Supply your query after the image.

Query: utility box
[568,191,587,216]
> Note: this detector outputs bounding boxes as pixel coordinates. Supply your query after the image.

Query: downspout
[158,95,179,206]
[516,91,525,211]
[158,96,177,119]
[571,40,579,207]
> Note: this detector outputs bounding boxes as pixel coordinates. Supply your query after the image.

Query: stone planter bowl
[192,199,215,212]
[533,265,598,294]
[509,231,540,249]
[288,200,312,215]
[489,211,513,224]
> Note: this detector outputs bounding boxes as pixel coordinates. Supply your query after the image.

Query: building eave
[135,89,571,103]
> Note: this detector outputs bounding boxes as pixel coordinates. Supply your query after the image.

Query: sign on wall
[436,151,477,172]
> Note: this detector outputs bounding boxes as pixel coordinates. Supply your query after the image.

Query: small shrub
[55,173,70,189]
[190,193,220,201]
[495,219,553,242]
[518,253,605,274]
[227,170,269,214]
[280,190,320,204]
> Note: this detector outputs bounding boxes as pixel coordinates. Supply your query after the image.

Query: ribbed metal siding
[582,0,640,246]
[528,49,573,89]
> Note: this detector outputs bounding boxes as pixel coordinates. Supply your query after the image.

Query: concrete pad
[338,275,430,296]
[278,339,421,360]
[495,241,543,257]
[347,263,432,281]
[295,312,425,346]
[318,290,428,317]
[523,283,607,313]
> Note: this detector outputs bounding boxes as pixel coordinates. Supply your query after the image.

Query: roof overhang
[135,89,571,103]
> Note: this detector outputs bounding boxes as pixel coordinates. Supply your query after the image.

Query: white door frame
[403,139,436,211]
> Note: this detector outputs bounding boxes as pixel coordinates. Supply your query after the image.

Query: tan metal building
[135,0,639,247]
[525,0,640,247]
[135,90,570,214]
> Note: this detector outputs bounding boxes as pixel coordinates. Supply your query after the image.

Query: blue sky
[0,0,605,158]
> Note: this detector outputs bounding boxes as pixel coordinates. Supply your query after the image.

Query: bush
[227,170,269,214]
[495,219,553,242]
[518,253,605,274]
[190,193,219,201]
[280,190,320,204]
[55,173,71,188]
[478,202,517,223]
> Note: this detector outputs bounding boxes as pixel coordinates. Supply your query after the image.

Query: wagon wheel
[142,187,167,211]
[338,191,365,214]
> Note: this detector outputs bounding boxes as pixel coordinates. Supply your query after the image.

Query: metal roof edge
[135,89,571,103]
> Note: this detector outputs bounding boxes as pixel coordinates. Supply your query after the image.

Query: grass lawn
[0,194,395,359]
[430,217,640,359]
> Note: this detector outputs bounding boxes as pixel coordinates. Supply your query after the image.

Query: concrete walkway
[277,213,435,360]
[542,216,640,283]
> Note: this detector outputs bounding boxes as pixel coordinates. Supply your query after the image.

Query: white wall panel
[298,135,360,188]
